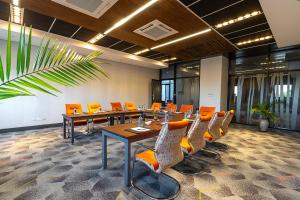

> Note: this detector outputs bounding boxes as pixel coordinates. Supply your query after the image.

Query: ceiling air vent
[134,20,178,41]
[51,0,118,18]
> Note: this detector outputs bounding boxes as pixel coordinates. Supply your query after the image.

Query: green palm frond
[0,22,108,100]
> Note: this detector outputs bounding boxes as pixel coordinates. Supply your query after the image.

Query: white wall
[200,56,228,111]
[0,40,159,129]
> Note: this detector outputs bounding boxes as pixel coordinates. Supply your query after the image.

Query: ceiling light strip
[108,40,123,48]
[215,11,262,29]
[223,22,268,36]
[134,48,150,55]
[151,29,211,50]
[70,26,82,38]
[187,0,202,7]
[48,18,57,33]
[237,35,273,46]
[89,0,158,44]
[121,44,136,52]
[239,42,276,50]
[228,28,270,40]
[162,57,177,62]
[10,0,24,24]
[201,0,244,19]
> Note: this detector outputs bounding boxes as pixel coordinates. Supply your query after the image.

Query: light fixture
[151,29,211,50]
[237,35,272,46]
[89,0,158,44]
[215,10,262,29]
[104,0,158,35]
[134,48,150,55]
[88,33,104,44]
[161,57,177,62]
[10,0,24,24]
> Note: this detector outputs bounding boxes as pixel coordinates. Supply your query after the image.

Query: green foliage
[0,22,108,100]
[252,103,279,123]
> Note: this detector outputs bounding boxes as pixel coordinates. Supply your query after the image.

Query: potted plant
[252,103,278,132]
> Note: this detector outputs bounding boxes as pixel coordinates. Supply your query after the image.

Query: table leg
[109,116,114,126]
[121,114,125,124]
[63,117,66,139]
[124,141,131,186]
[102,133,107,169]
[71,120,75,144]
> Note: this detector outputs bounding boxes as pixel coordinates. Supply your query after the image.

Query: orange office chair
[111,102,123,124]
[65,104,88,136]
[179,104,193,113]
[220,110,235,136]
[204,111,225,142]
[150,102,162,111]
[173,115,211,174]
[166,103,177,113]
[132,120,189,199]
[87,103,108,127]
[199,106,216,118]
[125,102,141,123]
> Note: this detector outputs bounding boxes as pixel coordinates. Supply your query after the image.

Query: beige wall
[0,40,159,129]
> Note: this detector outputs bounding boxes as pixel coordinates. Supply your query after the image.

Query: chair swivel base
[205,142,229,151]
[172,156,209,175]
[192,148,221,160]
[131,161,180,200]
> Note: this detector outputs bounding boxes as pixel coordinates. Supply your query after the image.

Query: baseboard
[0,123,62,133]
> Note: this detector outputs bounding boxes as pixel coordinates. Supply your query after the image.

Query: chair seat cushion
[204,131,213,141]
[136,150,159,171]
[93,118,107,123]
[180,137,192,153]
[66,120,87,126]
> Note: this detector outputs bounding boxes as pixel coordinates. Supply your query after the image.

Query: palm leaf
[0,23,108,100]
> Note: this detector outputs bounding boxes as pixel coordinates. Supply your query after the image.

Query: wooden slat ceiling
[0,0,236,60]
[0,0,276,60]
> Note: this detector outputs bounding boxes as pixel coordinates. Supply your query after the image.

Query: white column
[199,56,229,111]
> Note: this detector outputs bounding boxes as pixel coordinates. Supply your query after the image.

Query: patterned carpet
[0,123,300,200]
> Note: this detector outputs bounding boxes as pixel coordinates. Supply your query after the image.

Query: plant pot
[259,119,269,132]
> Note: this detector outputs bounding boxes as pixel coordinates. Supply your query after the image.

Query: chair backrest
[179,104,193,113]
[200,106,216,118]
[221,110,235,135]
[65,104,83,114]
[208,111,225,141]
[166,103,177,112]
[186,115,211,153]
[151,102,161,111]
[111,102,123,111]
[87,103,101,113]
[125,102,136,111]
[154,120,189,172]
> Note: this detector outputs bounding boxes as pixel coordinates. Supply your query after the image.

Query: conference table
[101,122,162,186]
[62,110,144,144]
[62,109,185,144]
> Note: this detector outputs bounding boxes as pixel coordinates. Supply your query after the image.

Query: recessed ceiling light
[104,0,158,35]
[89,0,158,44]
[151,29,211,50]
[237,35,273,46]
[10,1,24,24]
[215,11,262,29]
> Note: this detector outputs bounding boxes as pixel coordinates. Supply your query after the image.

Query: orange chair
[111,102,123,111]
[179,104,193,113]
[87,103,108,124]
[200,106,216,118]
[204,111,226,142]
[65,104,88,136]
[150,102,161,111]
[125,102,141,122]
[166,103,177,113]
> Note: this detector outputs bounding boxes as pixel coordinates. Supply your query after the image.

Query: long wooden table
[101,122,162,186]
[62,110,144,144]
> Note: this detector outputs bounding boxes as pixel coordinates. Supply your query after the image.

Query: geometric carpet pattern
[0,124,300,200]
